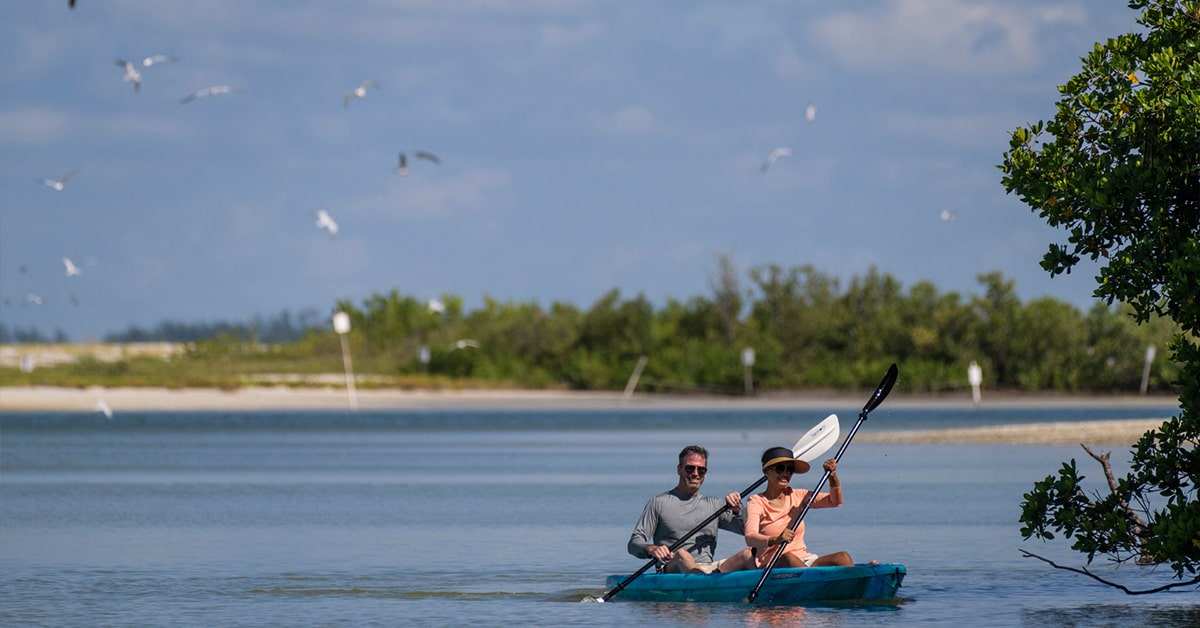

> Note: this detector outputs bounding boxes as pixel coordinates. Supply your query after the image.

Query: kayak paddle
[588,414,841,603]
[745,363,898,603]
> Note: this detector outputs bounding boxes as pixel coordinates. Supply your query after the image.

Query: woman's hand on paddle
[824,458,840,487]
[773,529,795,545]
[724,491,742,513]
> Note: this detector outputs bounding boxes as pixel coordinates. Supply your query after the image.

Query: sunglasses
[682,464,708,476]
[770,463,795,475]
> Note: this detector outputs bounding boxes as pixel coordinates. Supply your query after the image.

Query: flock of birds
[30,50,447,283]
[19,25,452,419]
[759,103,817,173]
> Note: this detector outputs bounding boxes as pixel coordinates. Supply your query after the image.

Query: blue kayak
[604,563,906,604]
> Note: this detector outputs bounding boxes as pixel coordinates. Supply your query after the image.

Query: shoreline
[0,386,1177,446]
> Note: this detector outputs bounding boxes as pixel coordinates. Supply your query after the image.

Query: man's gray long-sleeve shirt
[627,488,745,564]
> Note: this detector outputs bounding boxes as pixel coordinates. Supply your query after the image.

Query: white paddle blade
[792,414,839,462]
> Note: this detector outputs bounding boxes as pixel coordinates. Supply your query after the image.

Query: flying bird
[96,399,113,420]
[62,257,82,276]
[343,80,378,108]
[805,103,817,124]
[940,210,957,222]
[761,147,793,173]
[393,152,408,176]
[26,293,44,306]
[448,339,480,351]
[40,167,80,191]
[140,54,177,67]
[414,151,440,165]
[181,85,243,104]
[427,298,445,314]
[315,209,339,238]
[115,59,141,91]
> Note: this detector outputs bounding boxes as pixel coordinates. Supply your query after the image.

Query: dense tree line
[323,264,1181,394]
[2,309,323,345]
[101,308,325,344]
[0,326,69,344]
[2,265,1183,396]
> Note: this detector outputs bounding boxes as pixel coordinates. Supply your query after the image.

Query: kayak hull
[604,563,906,604]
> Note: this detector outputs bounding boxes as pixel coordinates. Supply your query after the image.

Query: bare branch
[1081,444,1119,494]
[1020,550,1200,595]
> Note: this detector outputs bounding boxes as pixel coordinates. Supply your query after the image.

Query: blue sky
[1,1,1138,341]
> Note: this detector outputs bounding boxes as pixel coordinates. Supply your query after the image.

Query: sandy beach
[0,385,1178,446]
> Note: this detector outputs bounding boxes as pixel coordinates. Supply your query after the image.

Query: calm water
[2,405,1196,627]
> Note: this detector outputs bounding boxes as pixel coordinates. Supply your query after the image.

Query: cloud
[771,42,819,81]
[813,0,1086,75]
[883,110,1020,150]
[591,105,660,136]
[348,168,513,220]
[0,108,71,145]
[539,20,607,49]
[98,114,191,142]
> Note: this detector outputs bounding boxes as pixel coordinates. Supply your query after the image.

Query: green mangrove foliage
[1001,0,1198,586]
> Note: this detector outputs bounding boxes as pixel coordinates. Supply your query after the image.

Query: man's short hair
[678,445,708,465]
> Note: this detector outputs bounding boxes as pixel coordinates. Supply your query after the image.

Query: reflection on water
[1023,602,1200,627]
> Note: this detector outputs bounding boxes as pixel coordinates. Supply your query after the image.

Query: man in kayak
[744,446,856,568]
[627,445,756,574]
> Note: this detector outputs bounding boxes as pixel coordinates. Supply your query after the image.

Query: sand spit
[0,386,1178,446]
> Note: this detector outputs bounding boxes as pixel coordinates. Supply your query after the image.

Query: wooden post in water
[1140,345,1156,395]
[622,355,648,404]
[742,347,756,395]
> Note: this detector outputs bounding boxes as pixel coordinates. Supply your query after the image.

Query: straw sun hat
[760,446,811,474]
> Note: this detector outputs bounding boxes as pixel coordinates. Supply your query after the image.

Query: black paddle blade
[861,363,898,416]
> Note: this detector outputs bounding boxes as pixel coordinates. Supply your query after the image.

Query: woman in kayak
[744,446,856,568]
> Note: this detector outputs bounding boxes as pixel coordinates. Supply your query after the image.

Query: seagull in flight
[40,167,80,191]
[315,209,339,238]
[940,210,957,222]
[140,54,177,67]
[394,150,441,175]
[62,257,82,276]
[761,147,793,173]
[115,59,142,91]
[181,85,243,104]
[427,298,445,314]
[96,399,113,420]
[343,80,379,108]
[26,293,44,306]
[414,151,440,165]
[448,339,480,351]
[805,103,817,124]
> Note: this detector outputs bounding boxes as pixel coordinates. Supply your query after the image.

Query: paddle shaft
[600,476,766,602]
[746,363,898,603]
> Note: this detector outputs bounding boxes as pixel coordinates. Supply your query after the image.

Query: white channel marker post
[332,311,358,412]
[968,360,983,407]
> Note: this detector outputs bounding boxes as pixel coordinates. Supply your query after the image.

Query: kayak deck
[604,563,906,604]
